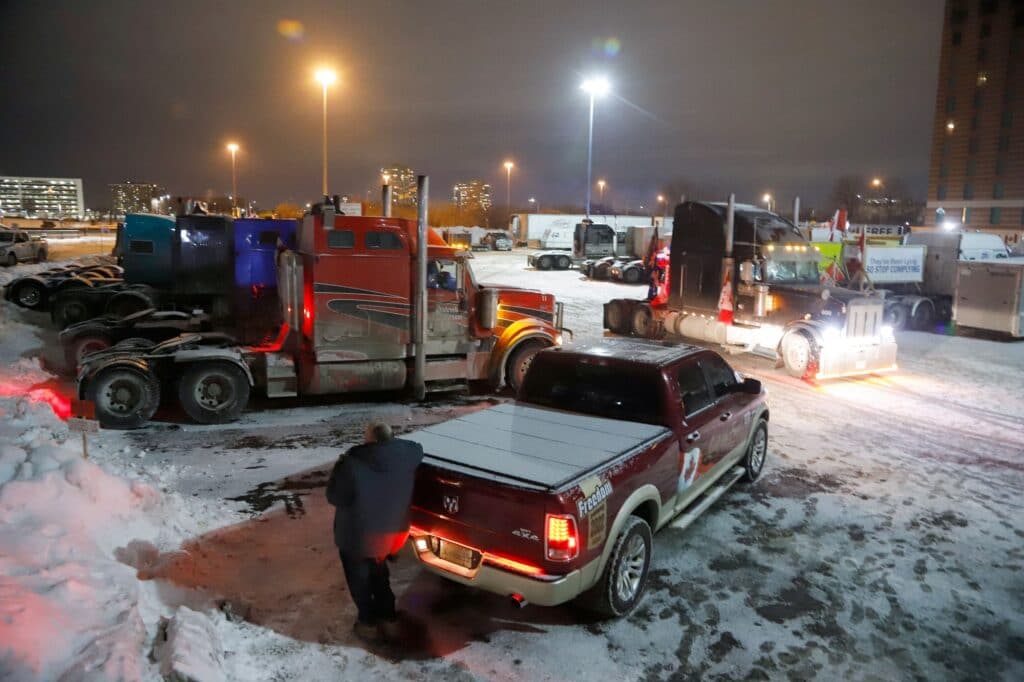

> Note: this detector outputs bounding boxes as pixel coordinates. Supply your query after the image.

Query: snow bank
[0,398,165,680]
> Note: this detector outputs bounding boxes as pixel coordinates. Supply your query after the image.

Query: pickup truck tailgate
[406,403,669,575]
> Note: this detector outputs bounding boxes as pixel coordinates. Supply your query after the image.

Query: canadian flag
[828,208,848,242]
[718,267,734,324]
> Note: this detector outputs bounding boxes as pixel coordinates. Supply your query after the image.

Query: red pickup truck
[406,338,769,616]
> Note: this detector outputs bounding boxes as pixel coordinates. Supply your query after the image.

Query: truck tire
[505,340,545,393]
[605,300,631,335]
[87,366,161,429]
[107,291,152,319]
[631,304,654,338]
[9,279,48,310]
[52,295,95,329]
[536,255,553,271]
[741,420,768,482]
[584,515,653,617]
[780,330,815,379]
[69,334,113,368]
[556,255,572,270]
[884,303,908,330]
[910,300,935,331]
[6,253,16,267]
[177,362,251,425]
[623,267,642,284]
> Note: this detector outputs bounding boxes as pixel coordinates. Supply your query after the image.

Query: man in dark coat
[325,420,424,640]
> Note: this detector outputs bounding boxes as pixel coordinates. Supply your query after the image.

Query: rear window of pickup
[520,354,664,425]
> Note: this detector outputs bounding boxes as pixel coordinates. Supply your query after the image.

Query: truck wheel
[52,296,94,329]
[107,292,152,319]
[6,253,16,266]
[741,420,768,482]
[623,268,642,284]
[87,366,161,429]
[605,300,631,335]
[10,280,47,310]
[537,255,553,271]
[631,304,654,338]
[910,301,934,331]
[69,334,112,367]
[557,255,572,270]
[505,340,545,392]
[178,362,251,425]
[780,330,815,379]
[584,515,652,617]
[884,304,908,331]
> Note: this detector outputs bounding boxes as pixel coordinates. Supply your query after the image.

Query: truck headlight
[555,334,563,346]
[881,325,895,342]
[822,325,841,344]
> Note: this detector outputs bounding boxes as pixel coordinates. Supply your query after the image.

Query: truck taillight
[545,514,579,561]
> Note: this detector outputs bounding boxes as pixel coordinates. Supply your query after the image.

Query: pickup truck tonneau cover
[404,402,670,490]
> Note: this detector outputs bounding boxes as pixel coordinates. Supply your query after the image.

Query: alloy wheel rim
[195,374,234,410]
[751,429,766,472]
[616,534,647,602]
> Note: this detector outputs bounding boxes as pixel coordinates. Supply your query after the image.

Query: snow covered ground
[1,249,1022,680]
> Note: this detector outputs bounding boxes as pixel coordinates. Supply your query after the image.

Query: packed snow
[0,249,1022,680]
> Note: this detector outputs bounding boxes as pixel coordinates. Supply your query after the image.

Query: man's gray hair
[368,420,393,443]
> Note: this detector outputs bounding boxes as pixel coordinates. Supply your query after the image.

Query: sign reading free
[863,245,926,284]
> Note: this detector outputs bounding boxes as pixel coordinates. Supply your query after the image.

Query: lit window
[977,72,989,86]
[946,120,956,132]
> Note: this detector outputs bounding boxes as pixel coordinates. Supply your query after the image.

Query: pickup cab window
[0,232,12,242]
[520,358,663,425]
[702,354,740,397]
[677,363,713,416]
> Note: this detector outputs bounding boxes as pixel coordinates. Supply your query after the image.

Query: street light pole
[314,68,337,197]
[503,160,514,215]
[226,143,239,213]
[580,76,610,217]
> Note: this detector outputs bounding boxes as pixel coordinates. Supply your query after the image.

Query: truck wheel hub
[751,429,766,471]
[196,376,231,408]
[104,381,139,413]
[18,289,41,306]
[617,535,646,602]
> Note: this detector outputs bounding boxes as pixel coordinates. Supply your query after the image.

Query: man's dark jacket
[325,438,424,559]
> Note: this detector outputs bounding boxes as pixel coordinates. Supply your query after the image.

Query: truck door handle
[686,431,700,443]
[720,412,732,422]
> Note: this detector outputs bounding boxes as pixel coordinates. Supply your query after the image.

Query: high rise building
[926,0,1024,240]
[380,165,417,206]
[110,182,167,217]
[0,176,84,218]
[451,180,493,215]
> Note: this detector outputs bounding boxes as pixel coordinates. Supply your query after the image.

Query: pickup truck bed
[405,402,669,490]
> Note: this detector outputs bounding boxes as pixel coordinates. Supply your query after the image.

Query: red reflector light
[545,514,579,561]
[485,554,544,576]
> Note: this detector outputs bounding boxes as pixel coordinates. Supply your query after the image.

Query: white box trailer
[954,261,1024,337]
[509,213,654,248]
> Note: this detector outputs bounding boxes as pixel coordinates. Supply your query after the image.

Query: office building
[0,176,85,218]
[110,182,167,217]
[380,165,417,206]
[451,180,493,214]
[926,0,1024,240]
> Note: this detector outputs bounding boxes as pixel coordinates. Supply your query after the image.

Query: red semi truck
[77,184,566,428]
[405,339,768,616]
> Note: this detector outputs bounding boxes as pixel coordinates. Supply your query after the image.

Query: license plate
[438,539,475,569]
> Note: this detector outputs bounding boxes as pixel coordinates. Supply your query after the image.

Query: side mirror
[738,377,762,395]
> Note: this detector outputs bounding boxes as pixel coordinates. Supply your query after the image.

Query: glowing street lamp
[762,193,773,212]
[503,160,515,213]
[657,193,667,219]
[528,196,540,212]
[871,177,883,188]
[226,142,240,211]
[382,172,391,186]
[314,67,338,196]
[598,179,606,205]
[581,76,611,216]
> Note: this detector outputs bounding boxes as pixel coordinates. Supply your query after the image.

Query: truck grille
[845,298,884,338]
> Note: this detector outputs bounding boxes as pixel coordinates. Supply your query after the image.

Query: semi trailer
[77,179,566,428]
[604,197,897,380]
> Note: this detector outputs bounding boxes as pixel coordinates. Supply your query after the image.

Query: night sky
[0,0,944,213]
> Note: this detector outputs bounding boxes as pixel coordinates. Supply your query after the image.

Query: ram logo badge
[442,494,460,515]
